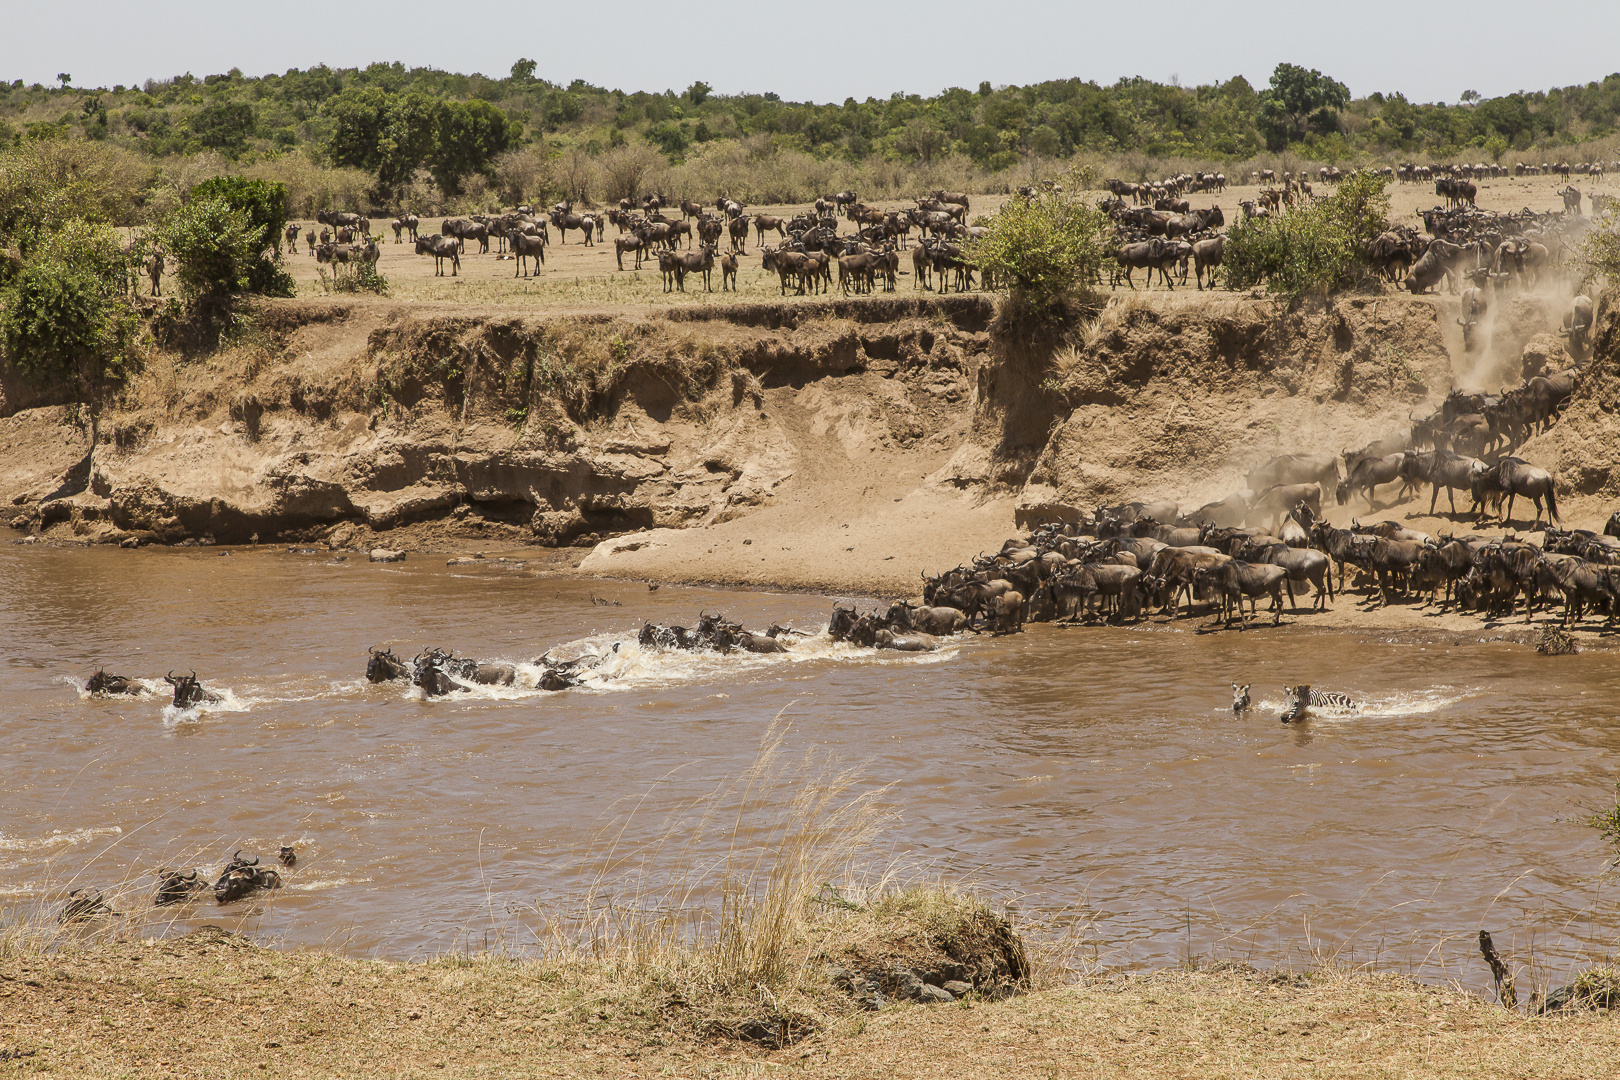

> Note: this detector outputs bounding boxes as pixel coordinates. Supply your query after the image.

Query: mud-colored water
[4,541,1619,991]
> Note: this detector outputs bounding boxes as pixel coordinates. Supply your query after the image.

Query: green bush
[317,258,388,295]
[0,217,138,398]
[1223,171,1389,296]
[1574,208,1620,284]
[154,191,265,323]
[965,181,1112,315]
[188,175,294,295]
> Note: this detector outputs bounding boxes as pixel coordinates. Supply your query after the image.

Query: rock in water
[369,548,406,563]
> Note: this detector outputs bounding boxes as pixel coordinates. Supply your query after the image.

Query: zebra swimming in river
[1279,684,1359,723]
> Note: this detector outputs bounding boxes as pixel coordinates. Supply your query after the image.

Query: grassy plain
[277,175,1602,312]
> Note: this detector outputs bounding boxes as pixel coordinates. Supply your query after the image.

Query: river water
[3,540,1619,992]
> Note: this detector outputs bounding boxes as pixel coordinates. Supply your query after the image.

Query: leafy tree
[966,181,1112,316]
[896,117,948,164]
[1,219,135,387]
[686,81,712,106]
[189,175,294,296]
[191,99,255,155]
[645,119,689,158]
[0,218,139,459]
[1224,171,1389,297]
[510,58,536,83]
[154,194,276,338]
[1257,63,1350,149]
[429,98,519,195]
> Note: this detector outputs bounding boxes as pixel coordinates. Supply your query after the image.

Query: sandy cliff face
[1010,294,1456,523]
[3,287,1612,590]
[1,297,996,557]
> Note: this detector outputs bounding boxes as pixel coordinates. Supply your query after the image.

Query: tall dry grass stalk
[527,710,905,995]
[0,825,268,960]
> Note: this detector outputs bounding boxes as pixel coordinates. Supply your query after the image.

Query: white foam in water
[67,675,165,700]
[161,687,254,727]
[1253,686,1473,724]
[397,628,964,704]
[289,876,372,893]
[0,825,123,853]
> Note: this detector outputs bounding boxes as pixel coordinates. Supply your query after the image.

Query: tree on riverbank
[1223,171,1390,297]
[967,179,1112,321]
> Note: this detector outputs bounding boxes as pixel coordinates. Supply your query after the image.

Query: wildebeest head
[155,869,206,906]
[164,671,218,708]
[215,866,280,905]
[278,845,297,867]
[366,647,409,683]
[1231,683,1251,716]
[412,651,457,698]
[846,614,882,648]
[827,604,858,642]
[884,601,917,630]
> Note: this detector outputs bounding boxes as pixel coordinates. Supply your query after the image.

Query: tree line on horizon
[5,60,1620,205]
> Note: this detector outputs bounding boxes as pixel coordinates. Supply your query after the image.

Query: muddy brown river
[4,541,1618,993]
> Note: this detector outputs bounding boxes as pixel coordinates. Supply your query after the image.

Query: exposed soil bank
[1,289,1615,603]
[3,933,1616,1079]
[0,296,1007,595]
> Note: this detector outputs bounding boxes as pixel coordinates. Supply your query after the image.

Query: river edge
[2,931,1616,1079]
[7,525,1618,651]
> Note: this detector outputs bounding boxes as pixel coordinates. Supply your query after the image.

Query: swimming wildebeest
[873,628,939,652]
[886,599,972,636]
[366,647,410,683]
[165,671,222,708]
[154,869,209,906]
[1231,682,1251,716]
[86,669,142,696]
[214,851,281,904]
[60,888,116,923]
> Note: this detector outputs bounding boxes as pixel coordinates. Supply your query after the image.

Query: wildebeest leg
[1503,491,1516,526]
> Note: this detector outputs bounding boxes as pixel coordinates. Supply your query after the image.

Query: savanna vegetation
[7,61,1620,219]
[1223,170,1392,296]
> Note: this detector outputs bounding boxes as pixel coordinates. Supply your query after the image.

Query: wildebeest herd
[57,846,297,926]
[1101,160,1607,296]
[289,187,993,296]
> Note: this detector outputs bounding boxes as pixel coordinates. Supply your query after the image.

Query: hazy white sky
[4,0,1617,106]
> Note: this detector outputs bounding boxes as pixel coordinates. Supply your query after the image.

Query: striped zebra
[1231,682,1251,716]
[1279,684,1359,723]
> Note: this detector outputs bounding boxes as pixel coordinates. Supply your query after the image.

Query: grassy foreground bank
[3,930,1618,1079]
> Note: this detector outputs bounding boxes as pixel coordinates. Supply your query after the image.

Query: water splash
[161,687,253,727]
[1251,685,1474,724]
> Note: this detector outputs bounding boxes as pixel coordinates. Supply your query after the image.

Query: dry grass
[5,939,1620,1078]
